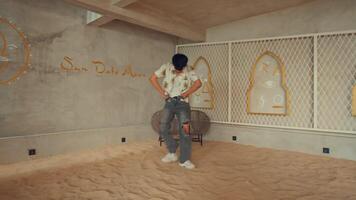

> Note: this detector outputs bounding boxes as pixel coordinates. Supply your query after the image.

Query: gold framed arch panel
[247,51,290,116]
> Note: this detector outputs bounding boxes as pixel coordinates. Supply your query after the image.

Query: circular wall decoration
[0,17,31,85]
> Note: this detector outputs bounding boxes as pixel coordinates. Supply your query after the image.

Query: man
[150,53,202,169]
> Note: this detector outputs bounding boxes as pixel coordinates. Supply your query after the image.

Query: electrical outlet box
[232,136,237,141]
[28,149,36,156]
[121,137,126,143]
[322,147,330,154]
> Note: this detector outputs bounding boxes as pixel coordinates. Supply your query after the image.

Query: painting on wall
[189,56,215,109]
[0,17,31,85]
[352,85,356,117]
[247,51,289,115]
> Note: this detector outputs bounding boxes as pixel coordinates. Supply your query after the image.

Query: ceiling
[66,0,315,41]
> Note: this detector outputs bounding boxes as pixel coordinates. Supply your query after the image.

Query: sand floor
[0,140,356,200]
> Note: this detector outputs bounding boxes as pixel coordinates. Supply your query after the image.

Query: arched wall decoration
[0,17,31,85]
[247,51,290,115]
[189,56,215,109]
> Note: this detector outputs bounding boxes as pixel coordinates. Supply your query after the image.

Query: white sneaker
[179,160,195,169]
[161,153,178,163]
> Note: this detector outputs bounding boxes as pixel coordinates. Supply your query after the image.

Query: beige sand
[1,140,356,200]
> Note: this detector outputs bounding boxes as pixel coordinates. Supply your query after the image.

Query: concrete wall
[207,0,356,41]
[1,0,355,164]
[0,125,157,164]
[0,0,174,163]
[205,124,356,161]
[0,0,176,137]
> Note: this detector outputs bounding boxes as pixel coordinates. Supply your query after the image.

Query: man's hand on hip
[181,92,189,98]
[160,91,169,100]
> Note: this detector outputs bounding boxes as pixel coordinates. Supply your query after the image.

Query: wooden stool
[151,110,210,146]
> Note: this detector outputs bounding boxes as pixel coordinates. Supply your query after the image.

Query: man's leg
[176,102,192,163]
[159,102,177,153]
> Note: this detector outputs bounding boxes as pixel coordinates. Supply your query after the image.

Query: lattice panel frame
[177,30,356,134]
[178,43,229,122]
[317,33,356,132]
[231,37,314,128]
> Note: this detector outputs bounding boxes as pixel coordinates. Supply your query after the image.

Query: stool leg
[200,134,203,146]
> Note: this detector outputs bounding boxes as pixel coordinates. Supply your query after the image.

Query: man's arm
[181,79,202,98]
[149,73,168,99]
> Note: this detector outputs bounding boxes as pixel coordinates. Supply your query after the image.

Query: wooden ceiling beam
[67,0,205,41]
[86,0,131,27]
[112,0,138,7]
[86,10,115,26]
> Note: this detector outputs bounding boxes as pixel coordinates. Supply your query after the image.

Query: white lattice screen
[177,31,356,134]
[317,33,356,132]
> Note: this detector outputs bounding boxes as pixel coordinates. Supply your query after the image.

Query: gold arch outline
[246,51,290,116]
[0,17,31,85]
[191,56,215,109]
[0,32,9,73]
[0,32,7,55]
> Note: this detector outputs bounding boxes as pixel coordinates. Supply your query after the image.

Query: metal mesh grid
[317,33,356,132]
[178,43,229,122]
[230,37,314,128]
